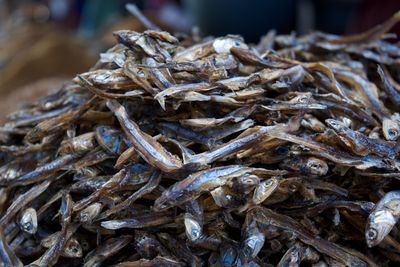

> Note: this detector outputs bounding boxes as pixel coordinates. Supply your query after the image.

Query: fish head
[365,209,396,247]
[242,232,265,258]
[305,157,328,176]
[383,118,400,141]
[213,36,248,54]
[325,119,344,133]
[64,239,83,258]
[252,178,279,205]
[184,215,202,241]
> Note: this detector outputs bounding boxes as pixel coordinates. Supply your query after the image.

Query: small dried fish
[154,165,266,210]
[106,100,182,172]
[37,194,73,267]
[0,6,400,266]
[79,203,102,224]
[366,191,400,247]
[326,119,396,158]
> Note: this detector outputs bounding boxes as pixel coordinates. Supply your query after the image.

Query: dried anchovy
[2,5,400,266]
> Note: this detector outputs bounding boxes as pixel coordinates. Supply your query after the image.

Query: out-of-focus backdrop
[0,0,399,123]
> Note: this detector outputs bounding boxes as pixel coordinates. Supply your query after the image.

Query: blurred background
[0,0,399,123]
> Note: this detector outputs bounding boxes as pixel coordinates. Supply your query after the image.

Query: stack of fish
[2,7,400,267]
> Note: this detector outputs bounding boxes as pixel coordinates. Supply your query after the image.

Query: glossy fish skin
[187,117,301,166]
[100,211,174,230]
[366,191,400,247]
[107,100,182,172]
[153,165,257,211]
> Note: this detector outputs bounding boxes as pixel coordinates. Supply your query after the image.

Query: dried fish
[37,194,73,267]
[101,211,174,230]
[83,236,132,267]
[366,191,400,247]
[106,100,182,172]
[184,200,204,241]
[154,165,265,210]
[0,6,400,266]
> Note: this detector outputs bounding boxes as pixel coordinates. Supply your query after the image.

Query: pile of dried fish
[3,7,400,267]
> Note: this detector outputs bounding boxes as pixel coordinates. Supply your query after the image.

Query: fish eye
[275,146,289,155]
[367,229,378,240]
[192,228,200,238]
[23,223,32,231]
[298,96,308,103]
[388,129,398,137]
[309,162,321,170]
